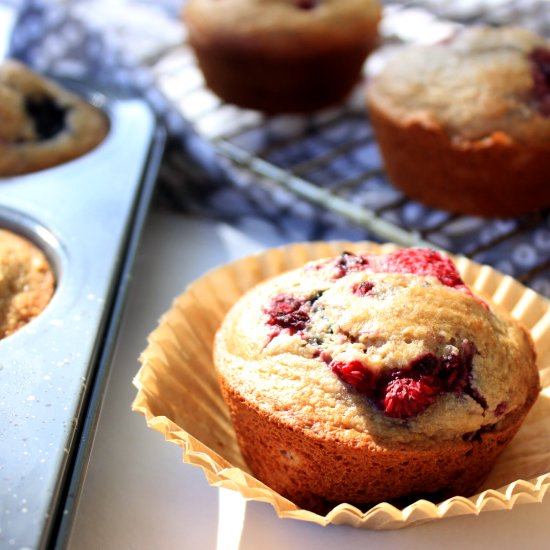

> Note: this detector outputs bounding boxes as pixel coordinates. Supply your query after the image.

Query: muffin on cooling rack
[0,60,109,177]
[366,26,550,218]
[184,0,381,114]
[0,229,55,339]
[214,247,539,513]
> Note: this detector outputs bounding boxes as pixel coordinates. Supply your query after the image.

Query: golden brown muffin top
[0,229,55,339]
[184,0,381,55]
[367,26,550,144]
[215,248,539,445]
[0,60,109,177]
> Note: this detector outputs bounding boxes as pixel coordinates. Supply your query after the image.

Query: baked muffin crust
[0,229,55,339]
[366,26,550,217]
[214,248,539,511]
[216,249,537,443]
[186,0,381,54]
[0,60,109,177]
[368,26,550,144]
[184,0,381,112]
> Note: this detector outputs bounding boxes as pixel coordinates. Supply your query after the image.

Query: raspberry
[378,249,465,289]
[330,359,376,394]
[352,281,375,296]
[326,340,484,419]
[408,353,439,376]
[332,252,370,278]
[439,343,475,392]
[264,294,310,335]
[494,401,508,416]
[530,47,550,116]
[383,377,439,419]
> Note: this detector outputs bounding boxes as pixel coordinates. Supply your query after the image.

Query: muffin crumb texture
[214,248,540,512]
[0,229,55,339]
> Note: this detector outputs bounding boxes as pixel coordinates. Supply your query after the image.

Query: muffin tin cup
[1,82,165,548]
[133,240,550,530]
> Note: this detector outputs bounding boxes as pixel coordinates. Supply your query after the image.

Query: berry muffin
[366,26,550,218]
[184,0,381,113]
[214,247,539,513]
[0,229,55,339]
[0,60,109,177]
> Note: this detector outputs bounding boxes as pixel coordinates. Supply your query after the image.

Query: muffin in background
[184,0,381,114]
[366,26,550,218]
[213,247,540,514]
[0,60,109,177]
[0,229,55,339]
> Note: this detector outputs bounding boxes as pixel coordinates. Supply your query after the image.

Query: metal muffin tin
[0,82,165,549]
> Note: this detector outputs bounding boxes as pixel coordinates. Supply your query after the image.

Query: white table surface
[67,207,550,550]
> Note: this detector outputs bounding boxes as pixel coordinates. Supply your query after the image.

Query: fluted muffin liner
[132,241,550,529]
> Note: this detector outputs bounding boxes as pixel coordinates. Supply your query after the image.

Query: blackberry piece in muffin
[0,60,109,177]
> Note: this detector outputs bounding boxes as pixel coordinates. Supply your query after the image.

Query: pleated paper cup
[132,241,550,530]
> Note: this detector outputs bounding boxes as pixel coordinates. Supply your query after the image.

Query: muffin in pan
[213,247,539,514]
[0,60,109,177]
[0,229,55,340]
[366,26,550,218]
[184,0,382,114]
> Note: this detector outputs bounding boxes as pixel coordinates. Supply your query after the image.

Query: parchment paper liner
[132,241,550,529]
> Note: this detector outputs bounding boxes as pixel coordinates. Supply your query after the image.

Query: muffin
[0,60,109,177]
[184,0,382,114]
[0,229,55,339]
[213,247,540,514]
[366,26,550,218]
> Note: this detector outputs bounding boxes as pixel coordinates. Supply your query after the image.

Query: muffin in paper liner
[132,241,550,529]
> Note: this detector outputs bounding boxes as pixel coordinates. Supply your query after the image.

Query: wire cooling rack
[152,0,550,298]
